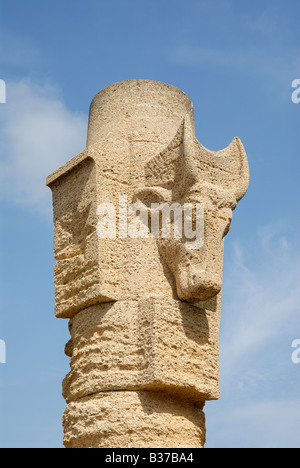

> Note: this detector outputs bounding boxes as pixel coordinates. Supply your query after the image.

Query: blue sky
[0,0,299,448]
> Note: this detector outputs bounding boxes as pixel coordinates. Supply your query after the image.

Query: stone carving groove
[47,80,249,448]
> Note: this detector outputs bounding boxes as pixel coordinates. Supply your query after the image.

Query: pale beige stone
[86,79,195,148]
[62,297,220,404]
[47,80,196,319]
[47,80,249,448]
[63,391,206,449]
[134,115,249,302]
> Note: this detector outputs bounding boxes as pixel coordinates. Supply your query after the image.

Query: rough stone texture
[63,391,206,449]
[63,297,220,404]
[47,80,249,448]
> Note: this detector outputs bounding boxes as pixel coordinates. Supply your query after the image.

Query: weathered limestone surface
[47,80,249,448]
[63,391,206,449]
[63,297,220,404]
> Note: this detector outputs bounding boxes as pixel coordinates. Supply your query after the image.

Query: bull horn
[228,137,250,201]
[195,135,250,202]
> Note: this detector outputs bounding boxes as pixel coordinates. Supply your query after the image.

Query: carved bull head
[134,116,249,302]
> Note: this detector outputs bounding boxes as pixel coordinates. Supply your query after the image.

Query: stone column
[47,80,249,448]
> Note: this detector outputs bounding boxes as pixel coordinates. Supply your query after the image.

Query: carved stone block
[47,80,249,448]
[63,296,220,404]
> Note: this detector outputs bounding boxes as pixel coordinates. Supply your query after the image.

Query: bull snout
[157,208,229,303]
[175,265,222,302]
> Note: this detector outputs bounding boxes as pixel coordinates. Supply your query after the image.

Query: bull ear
[133,187,172,210]
[182,115,199,188]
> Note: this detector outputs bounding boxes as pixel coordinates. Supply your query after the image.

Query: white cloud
[220,227,300,380]
[0,78,87,217]
[205,224,300,447]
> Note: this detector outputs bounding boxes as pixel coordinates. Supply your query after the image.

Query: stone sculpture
[46,80,249,448]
